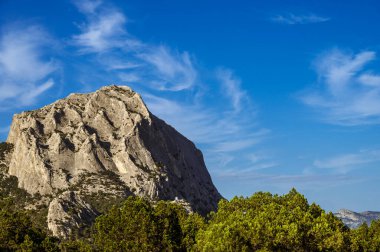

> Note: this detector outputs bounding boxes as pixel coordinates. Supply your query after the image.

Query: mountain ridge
[335,209,380,228]
[3,85,222,237]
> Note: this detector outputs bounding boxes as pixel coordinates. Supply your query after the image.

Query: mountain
[335,209,380,228]
[3,85,222,238]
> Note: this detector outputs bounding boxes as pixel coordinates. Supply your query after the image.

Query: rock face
[335,209,380,229]
[6,85,222,237]
[47,191,98,238]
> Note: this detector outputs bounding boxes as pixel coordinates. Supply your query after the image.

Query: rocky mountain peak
[335,209,380,229]
[4,85,222,237]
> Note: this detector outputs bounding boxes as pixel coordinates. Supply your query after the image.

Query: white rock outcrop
[6,85,222,237]
[47,191,98,238]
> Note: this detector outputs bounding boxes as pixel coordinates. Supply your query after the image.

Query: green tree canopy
[91,196,203,251]
[0,206,58,251]
[195,189,350,252]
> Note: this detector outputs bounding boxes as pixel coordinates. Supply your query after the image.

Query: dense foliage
[92,197,191,251]
[196,189,350,251]
[0,142,13,162]
[350,220,380,251]
[67,191,380,251]
[0,202,59,251]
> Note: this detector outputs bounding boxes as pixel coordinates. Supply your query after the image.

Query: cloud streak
[0,25,57,107]
[72,0,102,14]
[73,11,128,53]
[313,149,380,174]
[216,68,247,112]
[71,0,197,91]
[216,168,368,191]
[143,93,266,148]
[300,49,380,125]
[142,87,270,175]
[271,13,330,25]
[137,46,197,91]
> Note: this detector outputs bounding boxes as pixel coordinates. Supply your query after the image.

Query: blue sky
[1,0,380,212]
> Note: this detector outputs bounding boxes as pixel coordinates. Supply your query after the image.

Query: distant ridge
[335,209,380,228]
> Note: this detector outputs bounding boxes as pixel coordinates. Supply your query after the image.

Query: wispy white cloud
[216,68,247,111]
[118,72,141,83]
[72,0,102,14]
[216,168,365,186]
[216,167,370,193]
[143,90,271,173]
[315,50,375,94]
[214,148,379,190]
[271,13,330,25]
[246,153,277,170]
[143,93,264,146]
[21,79,55,104]
[104,59,141,71]
[137,46,197,91]
[0,25,56,107]
[72,0,197,92]
[313,149,380,174]
[212,138,261,153]
[300,49,380,125]
[358,73,380,87]
[72,9,130,53]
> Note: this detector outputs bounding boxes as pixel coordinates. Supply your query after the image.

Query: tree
[92,196,159,251]
[195,189,351,251]
[351,219,380,252]
[0,207,55,251]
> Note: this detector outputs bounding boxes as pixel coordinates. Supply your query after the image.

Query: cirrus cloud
[71,0,197,91]
[0,25,57,107]
[300,49,380,125]
[271,13,330,25]
[313,149,380,174]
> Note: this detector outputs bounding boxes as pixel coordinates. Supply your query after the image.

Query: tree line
[0,189,380,251]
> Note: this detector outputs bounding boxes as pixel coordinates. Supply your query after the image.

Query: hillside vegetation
[0,188,380,251]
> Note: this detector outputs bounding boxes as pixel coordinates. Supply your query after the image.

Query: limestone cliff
[5,85,222,237]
